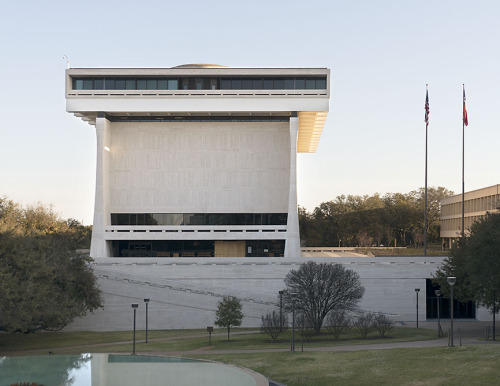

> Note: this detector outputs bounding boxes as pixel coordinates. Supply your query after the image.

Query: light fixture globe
[447,277,457,286]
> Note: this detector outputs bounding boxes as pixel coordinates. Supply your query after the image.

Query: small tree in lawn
[215,296,243,341]
[372,312,394,337]
[261,310,287,341]
[353,312,375,338]
[326,310,351,340]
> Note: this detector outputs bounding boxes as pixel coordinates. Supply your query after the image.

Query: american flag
[463,88,468,126]
[425,89,429,127]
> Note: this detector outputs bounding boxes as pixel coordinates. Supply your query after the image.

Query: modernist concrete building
[65,65,491,331]
[440,184,500,247]
[66,64,330,259]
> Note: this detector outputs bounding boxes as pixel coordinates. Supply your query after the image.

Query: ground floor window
[111,240,285,258]
[426,279,476,319]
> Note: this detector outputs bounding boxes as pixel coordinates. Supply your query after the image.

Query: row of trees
[215,262,367,341]
[0,196,101,333]
[299,187,453,247]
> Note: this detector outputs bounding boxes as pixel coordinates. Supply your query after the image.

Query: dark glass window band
[72,76,327,91]
[111,213,288,226]
[107,115,289,123]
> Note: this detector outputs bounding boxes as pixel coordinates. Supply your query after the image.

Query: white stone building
[65,65,489,331]
[66,64,329,259]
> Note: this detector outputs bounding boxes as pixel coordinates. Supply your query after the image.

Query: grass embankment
[2,327,499,385]
[195,346,500,386]
[0,327,437,355]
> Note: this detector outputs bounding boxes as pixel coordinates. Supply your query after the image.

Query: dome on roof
[172,64,228,69]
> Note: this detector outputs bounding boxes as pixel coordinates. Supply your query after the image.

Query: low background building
[440,184,500,247]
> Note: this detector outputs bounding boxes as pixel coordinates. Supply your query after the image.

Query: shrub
[353,312,375,338]
[372,312,394,337]
[261,311,287,341]
[326,310,351,340]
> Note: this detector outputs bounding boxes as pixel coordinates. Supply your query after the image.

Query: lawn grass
[1,327,498,385]
[192,346,500,385]
[0,326,438,355]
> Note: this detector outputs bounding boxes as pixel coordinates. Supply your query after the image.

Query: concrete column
[284,113,301,258]
[90,113,112,258]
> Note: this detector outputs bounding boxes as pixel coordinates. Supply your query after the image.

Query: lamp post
[447,277,456,347]
[290,292,298,352]
[415,288,420,328]
[435,290,442,337]
[131,303,139,354]
[144,298,150,343]
[278,290,284,332]
[493,290,496,341]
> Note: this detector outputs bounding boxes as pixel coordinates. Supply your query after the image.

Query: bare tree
[283,261,365,333]
[296,313,315,343]
[372,312,394,337]
[326,310,351,340]
[261,311,287,341]
[353,312,375,338]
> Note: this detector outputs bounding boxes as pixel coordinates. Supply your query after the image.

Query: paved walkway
[143,321,499,357]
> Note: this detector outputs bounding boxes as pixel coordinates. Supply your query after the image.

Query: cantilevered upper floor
[65,65,330,152]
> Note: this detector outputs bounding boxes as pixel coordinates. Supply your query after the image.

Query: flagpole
[461,84,465,241]
[424,84,428,256]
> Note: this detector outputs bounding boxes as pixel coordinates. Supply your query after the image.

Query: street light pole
[447,277,456,347]
[493,290,496,341]
[131,303,139,354]
[290,292,298,352]
[435,290,442,337]
[415,288,420,328]
[278,291,284,332]
[144,299,150,343]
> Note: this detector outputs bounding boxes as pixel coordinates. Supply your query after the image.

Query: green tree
[214,296,244,341]
[283,261,364,333]
[0,196,99,333]
[0,233,102,333]
[434,212,500,314]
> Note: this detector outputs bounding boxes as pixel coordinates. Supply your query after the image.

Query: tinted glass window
[232,79,242,89]
[284,79,294,89]
[83,79,93,90]
[75,79,84,90]
[93,79,104,89]
[273,79,284,89]
[116,214,129,225]
[104,79,115,89]
[126,79,136,89]
[221,79,231,89]
[157,79,168,89]
[263,79,273,89]
[316,79,326,89]
[168,79,178,90]
[305,79,316,89]
[115,79,126,89]
[147,79,157,90]
[136,79,147,89]
[252,79,263,89]
[180,78,189,90]
[241,79,252,89]
[295,78,305,89]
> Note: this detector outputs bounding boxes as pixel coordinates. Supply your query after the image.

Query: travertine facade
[66,65,330,259]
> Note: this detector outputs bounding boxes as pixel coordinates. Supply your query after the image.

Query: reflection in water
[0,353,91,386]
[0,354,264,386]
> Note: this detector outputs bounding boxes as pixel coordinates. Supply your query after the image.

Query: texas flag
[463,88,468,126]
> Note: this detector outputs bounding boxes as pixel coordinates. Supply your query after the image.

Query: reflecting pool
[0,354,268,386]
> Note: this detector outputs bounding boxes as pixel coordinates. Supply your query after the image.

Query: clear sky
[1,0,499,225]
